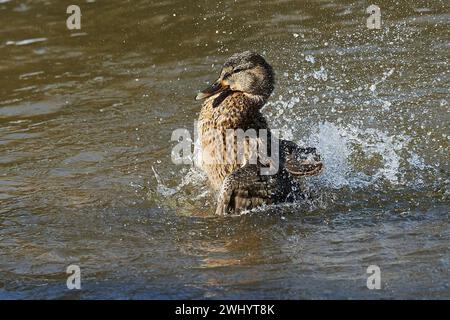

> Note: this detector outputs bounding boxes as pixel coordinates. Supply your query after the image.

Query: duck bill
[195,80,229,100]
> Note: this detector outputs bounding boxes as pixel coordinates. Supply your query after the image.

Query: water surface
[0,0,449,299]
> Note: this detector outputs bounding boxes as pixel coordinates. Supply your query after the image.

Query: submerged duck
[195,51,323,215]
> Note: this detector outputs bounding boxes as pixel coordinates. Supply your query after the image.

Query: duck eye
[233,68,244,73]
[223,72,231,79]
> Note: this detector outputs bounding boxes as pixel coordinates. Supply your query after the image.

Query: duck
[195,51,323,215]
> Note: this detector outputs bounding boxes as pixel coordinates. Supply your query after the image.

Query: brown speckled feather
[198,92,267,190]
[196,51,323,214]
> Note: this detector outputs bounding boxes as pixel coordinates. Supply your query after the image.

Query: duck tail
[281,140,324,177]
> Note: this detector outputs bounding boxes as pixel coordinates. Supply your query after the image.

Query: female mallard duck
[196,51,323,215]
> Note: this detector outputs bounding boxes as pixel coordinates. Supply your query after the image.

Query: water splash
[308,122,412,188]
[151,166,177,197]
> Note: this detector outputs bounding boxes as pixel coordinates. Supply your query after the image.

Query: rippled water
[0,0,449,299]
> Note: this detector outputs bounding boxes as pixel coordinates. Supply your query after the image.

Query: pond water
[0,0,448,299]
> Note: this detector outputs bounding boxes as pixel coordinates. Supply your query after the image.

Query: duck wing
[281,140,324,177]
[215,164,282,215]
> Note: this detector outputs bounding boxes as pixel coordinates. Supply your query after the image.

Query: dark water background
[0,0,449,299]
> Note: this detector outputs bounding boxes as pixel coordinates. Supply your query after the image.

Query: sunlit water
[0,0,448,299]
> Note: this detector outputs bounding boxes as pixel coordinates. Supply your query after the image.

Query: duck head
[196,51,275,103]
